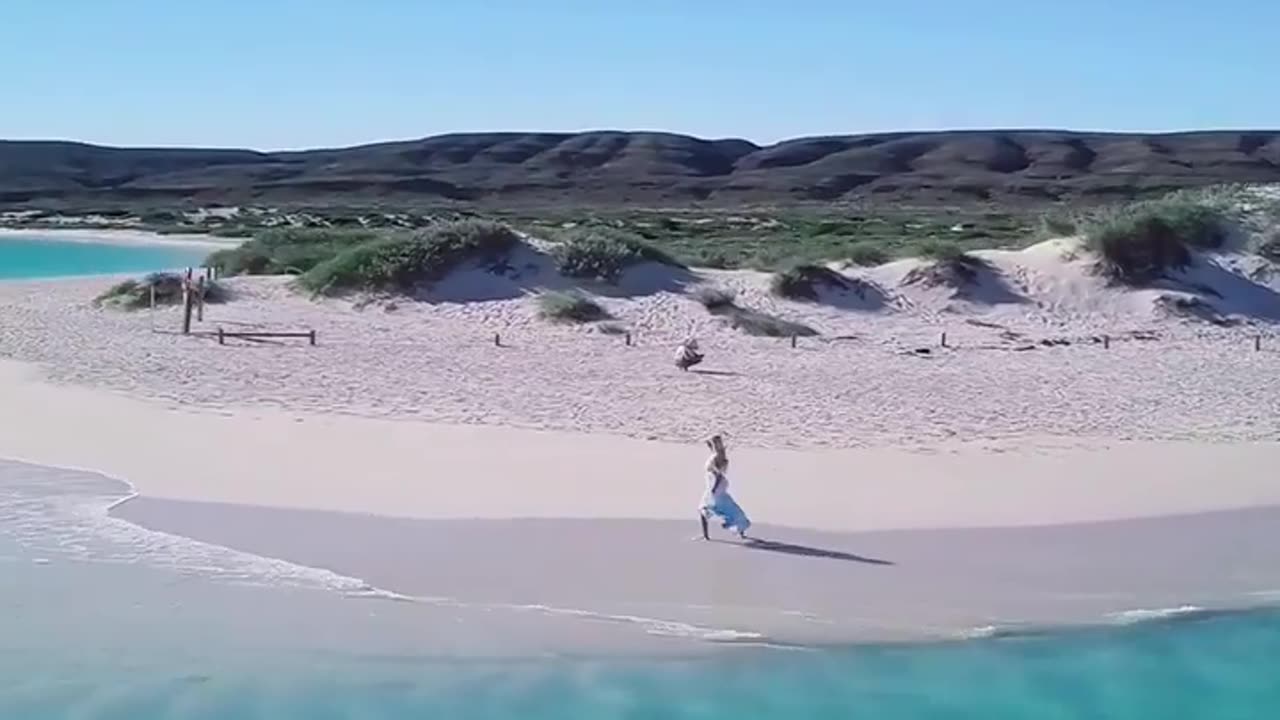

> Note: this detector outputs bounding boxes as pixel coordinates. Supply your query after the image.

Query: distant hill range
[3,130,1279,207]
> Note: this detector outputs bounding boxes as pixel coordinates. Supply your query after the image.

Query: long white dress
[699,457,751,536]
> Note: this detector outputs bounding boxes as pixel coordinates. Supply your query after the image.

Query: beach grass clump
[692,285,737,311]
[693,286,817,337]
[94,272,228,311]
[206,227,382,276]
[551,227,684,283]
[297,220,520,295]
[1081,198,1230,284]
[770,264,852,301]
[536,291,612,323]
[1258,230,1280,262]
[843,242,891,267]
[902,239,989,287]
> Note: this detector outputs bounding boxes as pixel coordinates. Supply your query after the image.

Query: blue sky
[3,0,1276,149]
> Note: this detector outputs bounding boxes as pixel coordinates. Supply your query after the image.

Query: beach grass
[94,272,228,311]
[296,220,520,295]
[536,291,611,323]
[551,227,684,282]
[770,265,852,301]
[693,286,818,337]
[1082,196,1231,283]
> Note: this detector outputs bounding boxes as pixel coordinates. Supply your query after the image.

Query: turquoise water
[0,235,210,280]
[2,461,1278,718]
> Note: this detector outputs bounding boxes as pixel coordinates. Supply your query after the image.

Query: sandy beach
[0,227,242,249]
[1,233,1279,651]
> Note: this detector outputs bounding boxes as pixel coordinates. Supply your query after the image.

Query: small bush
[844,242,890,267]
[724,307,818,337]
[1039,213,1079,238]
[552,228,683,283]
[536,291,611,323]
[207,228,383,276]
[915,239,981,265]
[1258,231,1280,262]
[297,220,520,295]
[771,265,851,301]
[1080,198,1232,284]
[94,272,228,311]
[693,286,737,310]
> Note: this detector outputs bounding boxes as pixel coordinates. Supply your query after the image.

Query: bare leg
[699,514,710,540]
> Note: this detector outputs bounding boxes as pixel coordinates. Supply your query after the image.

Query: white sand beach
[0,227,242,248]
[1,230,1279,650]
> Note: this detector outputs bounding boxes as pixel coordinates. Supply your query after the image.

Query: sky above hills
[4,0,1277,150]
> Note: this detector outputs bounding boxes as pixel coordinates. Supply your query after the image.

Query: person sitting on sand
[699,434,751,540]
[674,338,704,371]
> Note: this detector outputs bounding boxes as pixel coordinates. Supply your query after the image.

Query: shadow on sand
[715,538,894,566]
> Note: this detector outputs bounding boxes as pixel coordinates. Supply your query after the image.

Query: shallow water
[0,236,209,280]
[2,460,1277,718]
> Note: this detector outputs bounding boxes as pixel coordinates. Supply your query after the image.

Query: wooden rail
[217,327,317,346]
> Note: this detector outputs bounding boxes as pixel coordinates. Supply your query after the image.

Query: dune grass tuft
[551,227,684,283]
[94,272,229,311]
[693,286,817,337]
[1081,197,1230,284]
[206,228,382,276]
[297,220,520,295]
[692,285,737,311]
[844,242,891,267]
[536,291,611,323]
[770,265,851,301]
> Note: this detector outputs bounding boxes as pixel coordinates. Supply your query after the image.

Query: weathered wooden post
[309,329,317,346]
[195,277,205,322]
[149,283,156,311]
[941,332,948,348]
[790,334,797,348]
[1257,336,1263,352]
[217,326,225,345]
[625,331,632,346]
[1103,335,1110,350]
[181,277,194,335]
[494,332,501,347]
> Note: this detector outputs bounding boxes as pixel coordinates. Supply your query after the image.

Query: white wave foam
[1107,605,1205,623]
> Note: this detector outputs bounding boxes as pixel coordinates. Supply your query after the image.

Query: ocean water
[2,461,1278,719]
[0,235,210,280]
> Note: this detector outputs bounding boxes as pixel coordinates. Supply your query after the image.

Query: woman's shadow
[712,537,894,566]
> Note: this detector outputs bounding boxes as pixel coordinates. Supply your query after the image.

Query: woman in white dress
[699,434,751,540]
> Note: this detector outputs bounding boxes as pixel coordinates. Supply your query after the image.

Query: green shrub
[536,291,611,323]
[692,286,737,310]
[1258,231,1280,262]
[723,307,818,337]
[552,228,683,282]
[1039,212,1079,238]
[94,272,228,311]
[915,239,981,265]
[206,228,383,276]
[844,242,890,267]
[1080,197,1231,284]
[297,220,520,295]
[770,265,851,301]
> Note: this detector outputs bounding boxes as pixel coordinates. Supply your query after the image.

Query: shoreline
[0,226,242,249]
[2,358,1279,652]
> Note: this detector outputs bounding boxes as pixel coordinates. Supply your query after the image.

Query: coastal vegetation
[536,291,611,323]
[94,272,228,310]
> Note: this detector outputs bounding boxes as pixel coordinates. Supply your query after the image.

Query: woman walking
[699,434,751,540]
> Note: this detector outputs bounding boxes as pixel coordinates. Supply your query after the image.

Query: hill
[3,130,1280,207]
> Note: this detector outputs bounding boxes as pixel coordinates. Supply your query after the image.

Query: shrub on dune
[94,272,229,311]
[1258,231,1280,262]
[904,239,988,286]
[692,285,737,311]
[206,228,382,276]
[297,220,520,295]
[844,242,890,267]
[536,291,612,323]
[770,264,851,301]
[1081,198,1230,284]
[551,227,683,283]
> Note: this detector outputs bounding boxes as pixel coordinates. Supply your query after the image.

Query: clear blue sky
[4,0,1276,150]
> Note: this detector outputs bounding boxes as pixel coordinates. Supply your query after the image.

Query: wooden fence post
[195,277,205,322]
[790,335,797,348]
[309,329,317,346]
[1103,335,1110,349]
[217,327,225,345]
[941,332,948,348]
[625,332,632,346]
[181,278,194,335]
[1257,336,1263,352]
[149,283,156,311]
[494,332,501,347]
